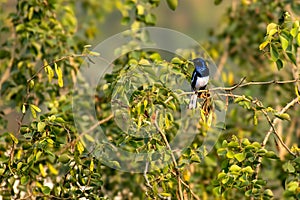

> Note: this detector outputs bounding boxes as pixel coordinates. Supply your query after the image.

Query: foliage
[0,0,299,199]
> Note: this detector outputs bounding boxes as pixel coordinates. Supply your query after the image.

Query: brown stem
[154,110,183,200]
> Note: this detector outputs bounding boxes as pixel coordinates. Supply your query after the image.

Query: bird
[188,58,209,109]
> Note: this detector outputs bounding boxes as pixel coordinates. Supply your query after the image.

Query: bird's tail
[188,93,198,109]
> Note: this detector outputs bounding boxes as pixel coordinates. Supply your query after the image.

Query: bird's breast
[194,76,209,90]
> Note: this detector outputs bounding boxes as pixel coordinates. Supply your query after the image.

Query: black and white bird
[188,58,209,109]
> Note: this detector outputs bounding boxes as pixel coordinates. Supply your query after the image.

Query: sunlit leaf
[39,163,46,177]
[166,0,178,11]
[275,113,291,121]
[90,160,94,172]
[37,122,46,132]
[259,40,269,50]
[22,104,26,114]
[267,23,278,35]
[279,35,289,50]
[9,132,18,144]
[47,162,58,175]
[54,63,63,87]
[234,152,246,162]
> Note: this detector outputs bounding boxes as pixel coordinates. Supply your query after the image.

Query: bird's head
[191,58,207,68]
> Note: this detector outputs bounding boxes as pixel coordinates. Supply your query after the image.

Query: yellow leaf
[22,104,26,114]
[54,63,64,87]
[77,141,84,155]
[88,51,100,56]
[39,163,46,177]
[139,59,151,65]
[267,23,278,35]
[9,133,18,144]
[30,104,41,112]
[90,160,94,172]
[45,64,54,83]
[30,104,41,118]
[259,40,269,50]
[36,151,43,160]
[47,162,58,175]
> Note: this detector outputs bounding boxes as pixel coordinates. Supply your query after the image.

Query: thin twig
[154,110,184,200]
[261,109,296,156]
[255,97,299,178]
[58,114,114,155]
[171,171,201,200]
[175,78,300,97]
[143,162,172,199]
[11,54,88,166]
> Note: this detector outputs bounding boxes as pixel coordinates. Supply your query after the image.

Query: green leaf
[58,154,70,164]
[267,23,278,35]
[214,100,225,111]
[145,13,156,25]
[0,49,11,59]
[36,151,43,160]
[274,113,291,121]
[171,57,183,64]
[275,59,283,70]
[214,0,222,5]
[283,162,295,173]
[42,186,51,195]
[229,164,241,172]
[242,166,254,174]
[234,152,246,162]
[265,151,278,159]
[217,172,226,180]
[166,0,178,11]
[263,189,274,197]
[286,51,297,65]
[37,122,46,132]
[226,150,234,158]
[30,104,41,118]
[290,27,298,38]
[138,59,151,65]
[280,35,289,50]
[270,44,279,61]
[21,176,29,185]
[287,181,299,192]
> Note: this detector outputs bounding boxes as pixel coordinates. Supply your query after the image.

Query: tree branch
[154,110,183,200]
[255,97,299,178]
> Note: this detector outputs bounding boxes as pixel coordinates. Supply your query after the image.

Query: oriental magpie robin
[188,58,209,109]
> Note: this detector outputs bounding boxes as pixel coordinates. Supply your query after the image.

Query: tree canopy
[0,0,299,199]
